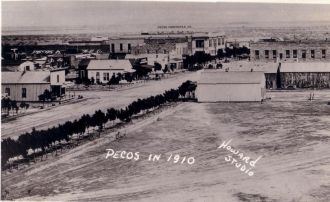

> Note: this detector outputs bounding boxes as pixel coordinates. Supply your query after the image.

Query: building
[264,62,330,89]
[126,53,169,69]
[250,39,330,62]
[86,59,134,84]
[109,31,226,57]
[2,70,65,101]
[196,70,266,102]
[18,61,35,71]
[190,32,226,56]
[109,37,144,54]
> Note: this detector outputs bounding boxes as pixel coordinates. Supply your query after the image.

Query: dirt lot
[2,91,330,201]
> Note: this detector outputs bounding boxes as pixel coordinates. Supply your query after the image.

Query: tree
[92,110,107,136]
[217,49,225,59]
[106,108,117,125]
[11,100,18,115]
[154,62,162,71]
[276,63,282,89]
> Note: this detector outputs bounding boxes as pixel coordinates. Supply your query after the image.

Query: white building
[18,61,35,71]
[87,60,134,84]
[196,70,266,102]
[2,69,66,101]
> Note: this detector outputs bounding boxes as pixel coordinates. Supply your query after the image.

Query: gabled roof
[2,71,51,84]
[87,60,133,72]
[198,70,264,84]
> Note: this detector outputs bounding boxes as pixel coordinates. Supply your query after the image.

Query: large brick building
[250,39,330,62]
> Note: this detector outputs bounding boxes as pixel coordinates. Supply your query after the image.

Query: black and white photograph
[1,0,330,201]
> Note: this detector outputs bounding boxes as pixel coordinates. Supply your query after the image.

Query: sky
[2,1,330,32]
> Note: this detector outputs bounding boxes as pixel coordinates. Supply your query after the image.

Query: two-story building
[250,39,330,62]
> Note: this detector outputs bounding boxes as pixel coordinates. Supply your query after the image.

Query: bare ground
[1,91,330,202]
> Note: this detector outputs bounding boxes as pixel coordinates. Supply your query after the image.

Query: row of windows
[111,43,131,52]
[96,72,110,81]
[209,38,225,47]
[255,49,327,59]
[5,88,26,98]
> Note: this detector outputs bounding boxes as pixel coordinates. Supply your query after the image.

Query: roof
[198,70,264,84]
[87,60,133,72]
[221,61,330,74]
[277,62,330,73]
[2,71,51,84]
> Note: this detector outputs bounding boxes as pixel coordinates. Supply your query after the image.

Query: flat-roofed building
[250,39,330,62]
[264,62,330,89]
[196,70,266,102]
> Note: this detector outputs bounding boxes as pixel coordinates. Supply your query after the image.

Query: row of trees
[1,98,30,116]
[1,80,197,168]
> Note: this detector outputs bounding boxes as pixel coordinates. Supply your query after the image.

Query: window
[103,72,110,81]
[218,38,221,46]
[293,50,297,58]
[209,40,212,47]
[311,50,315,58]
[57,75,60,83]
[5,88,10,96]
[222,38,225,45]
[302,50,306,59]
[265,50,269,59]
[111,44,115,52]
[213,39,217,47]
[120,43,123,51]
[322,49,326,58]
[286,50,290,58]
[22,88,27,98]
[25,66,30,71]
[196,40,204,48]
[147,49,150,54]
[128,44,131,52]
[163,50,167,54]
[255,50,260,59]
[96,72,100,83]
[273,50,277,59]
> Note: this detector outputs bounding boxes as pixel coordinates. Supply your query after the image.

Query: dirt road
[1,72,200,139]
[2,91,330,201]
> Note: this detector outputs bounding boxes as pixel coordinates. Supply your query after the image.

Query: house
[18,61,35,71]
[2,70,65,102]
[196,70,266,102]
[86,59,134,84]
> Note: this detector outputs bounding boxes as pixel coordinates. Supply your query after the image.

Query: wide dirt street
[1,72,200,139]
[2,91,330,201]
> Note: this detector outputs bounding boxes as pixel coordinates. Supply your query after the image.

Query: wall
[109,38,144,53]
[250,41,330,62]
[2,83,51,101]
[50,70,65,86]
[88,70,125,84]
[191,36,226,56]
[265,72,330,89]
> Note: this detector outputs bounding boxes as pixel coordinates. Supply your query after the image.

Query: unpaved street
[1,72,200,139]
